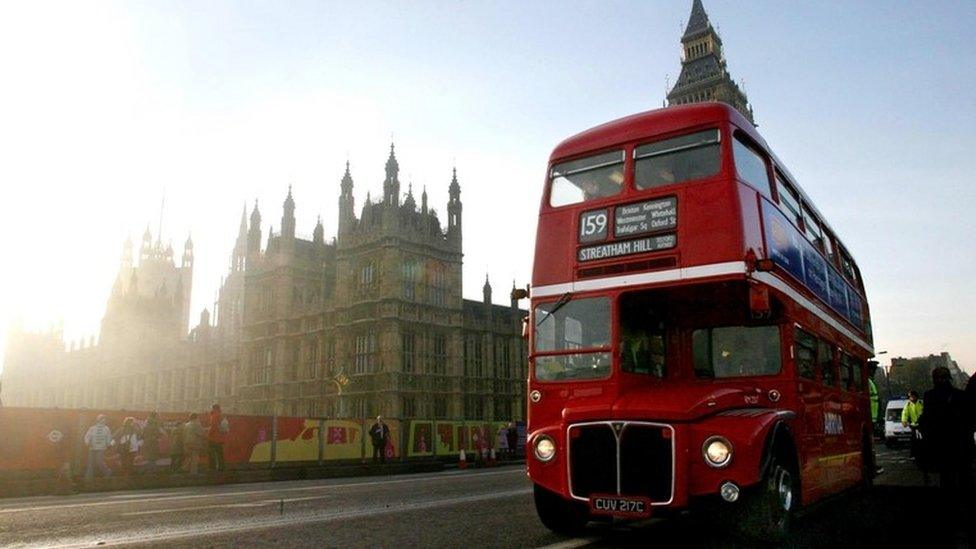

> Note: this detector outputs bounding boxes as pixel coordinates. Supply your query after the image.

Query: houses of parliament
[0,0,753,421]
[1,146,528,421]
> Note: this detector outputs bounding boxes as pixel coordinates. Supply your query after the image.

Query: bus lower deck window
[692,325,781,378]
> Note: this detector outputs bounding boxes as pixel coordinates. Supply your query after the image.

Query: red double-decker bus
[526,103,875,539]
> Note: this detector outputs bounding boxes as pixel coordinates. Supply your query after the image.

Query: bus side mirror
[511,288,529,300]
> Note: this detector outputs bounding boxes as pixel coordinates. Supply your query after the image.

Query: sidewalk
[0,460,444,499]
[0,457,527,499]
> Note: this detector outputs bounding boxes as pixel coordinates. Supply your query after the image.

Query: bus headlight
[703,436,733,467]
[534,435,556,462]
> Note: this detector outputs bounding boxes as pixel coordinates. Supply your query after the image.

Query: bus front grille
[568,422,674,504]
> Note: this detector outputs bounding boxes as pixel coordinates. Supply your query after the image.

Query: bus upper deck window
[774,172,802,228]
[634,129,720,190]
[549,150,624,207]
[732,134,773,200]
[802,206,825,252]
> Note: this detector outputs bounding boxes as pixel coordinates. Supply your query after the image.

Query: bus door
[792,327,825,493]
[837,352,865,487]
[818,340,845,491]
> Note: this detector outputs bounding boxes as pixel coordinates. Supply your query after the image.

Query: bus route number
[579,209,608,243]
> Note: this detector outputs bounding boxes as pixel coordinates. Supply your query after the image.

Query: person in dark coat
[918,367,972,496]
[369,416,390,464]
[506,423,519,459]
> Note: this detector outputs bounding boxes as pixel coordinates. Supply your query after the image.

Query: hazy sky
[1,1,974,375]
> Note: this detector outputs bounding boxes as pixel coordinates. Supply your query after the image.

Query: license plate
[588,494,652,518]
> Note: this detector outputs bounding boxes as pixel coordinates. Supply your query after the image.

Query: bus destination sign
[578,234,676,262]
[614,197,677,237]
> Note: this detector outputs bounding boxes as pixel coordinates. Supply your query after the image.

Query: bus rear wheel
[737,457,795,542]
[533,484,589,535]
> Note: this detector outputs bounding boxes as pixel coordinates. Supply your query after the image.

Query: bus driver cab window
[619,294,666,377]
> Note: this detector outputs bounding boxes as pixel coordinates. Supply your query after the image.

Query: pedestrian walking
[83,414,113,480]
[114,417,141,477]
[207,404,229,472]
[142,411,165,474]
[168,421,185,473]
[506,422,518,459]
[369,416,390,464]
[182,413,206,475]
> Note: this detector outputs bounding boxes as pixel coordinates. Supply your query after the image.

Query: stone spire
[247,199,262,259]
[383,143,400,206]
[232,204,248,272]
[313,215,324,244]
[281,185,296,240]
[338,161,356,236]
[447,166,462,237]
[666,0,755,124]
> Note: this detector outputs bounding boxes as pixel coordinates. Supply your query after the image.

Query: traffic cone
[459,449,467,469]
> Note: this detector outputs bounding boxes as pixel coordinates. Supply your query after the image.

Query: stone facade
[667,0,755,124]
[1,146,527,422]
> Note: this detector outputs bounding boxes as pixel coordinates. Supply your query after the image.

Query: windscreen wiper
[536,292,573,326]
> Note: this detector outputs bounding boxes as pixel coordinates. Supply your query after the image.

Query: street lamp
[876,351,893,399]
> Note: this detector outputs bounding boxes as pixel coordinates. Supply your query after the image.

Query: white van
[884,398,912,446]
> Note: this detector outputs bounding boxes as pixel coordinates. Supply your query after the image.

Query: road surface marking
[536,537,598,549]
[43,488,533,548]
[121,495,334,516]
[0,467,520,515]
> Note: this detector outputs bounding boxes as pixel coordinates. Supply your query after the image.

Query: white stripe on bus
[751,271,874,354]
[530,261,874,354]
[530,261,746,298]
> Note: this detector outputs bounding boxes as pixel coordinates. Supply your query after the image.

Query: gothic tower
[281,185,296,240]
[447,167,462,240]
[666,0,755,124]
[338,161,356,236]
[383,143,400,206]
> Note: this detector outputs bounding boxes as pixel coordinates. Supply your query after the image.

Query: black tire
[533,484,589,535]
[737,456,796,543]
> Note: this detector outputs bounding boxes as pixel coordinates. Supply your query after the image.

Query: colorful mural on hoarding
[405,420,525,457]
[0,407,519,475]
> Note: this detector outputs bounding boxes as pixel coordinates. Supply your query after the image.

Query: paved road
[0,444,969,548]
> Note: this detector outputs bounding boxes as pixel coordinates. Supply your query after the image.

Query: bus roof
[549,103,763,163]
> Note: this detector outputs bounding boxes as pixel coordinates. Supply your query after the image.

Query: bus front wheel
[737,456,796,542]
[533,484,589,535]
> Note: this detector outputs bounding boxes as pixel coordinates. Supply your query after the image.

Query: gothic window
[402,396,416,418]
[465,395,484,420]
[402,259,420,300]
[402,332,416,373]
[306,339,319,379]
[359,262,375,289]
[355,333,378,374]
[431,334,447,375]
[434,396,448,419]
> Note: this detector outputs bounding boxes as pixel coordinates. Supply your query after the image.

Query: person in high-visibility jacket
[901,390,924,459]
[868,378,880,423]
[867,362,884,476]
